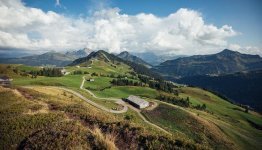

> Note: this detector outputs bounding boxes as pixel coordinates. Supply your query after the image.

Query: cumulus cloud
[0,0,246,56]
[228,44,262,55]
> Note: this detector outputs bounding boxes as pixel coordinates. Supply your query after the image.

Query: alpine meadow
[0,0,261,150]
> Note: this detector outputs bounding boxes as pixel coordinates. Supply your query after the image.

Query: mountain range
[153,49,262,77]
[133,52,186,66]
[0,51,75,67]
[65,48,92,59]
[0,48,93,67]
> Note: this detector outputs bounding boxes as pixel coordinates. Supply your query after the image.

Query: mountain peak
[120,51,129,54]
[117,51,151,67]
[96,50,107,54]
[219,49,239,55]
[118,51,130,58]
[65,48,93,59]
[68,50,115,66]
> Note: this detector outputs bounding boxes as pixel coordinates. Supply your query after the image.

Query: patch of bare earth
[24,101,49,115]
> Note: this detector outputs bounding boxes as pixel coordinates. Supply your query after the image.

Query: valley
[1,1,261,149]
[0,50,261,149]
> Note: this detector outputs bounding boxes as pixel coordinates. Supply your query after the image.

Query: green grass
[142,104,236,149]
[13,75,83,88]
[76,89,120,109]
[84,76,112,90]
[178,87,262,150]
[66,59,132,77]
[92,86,158,99]
[16,65,40,72]
[180,87,262,125]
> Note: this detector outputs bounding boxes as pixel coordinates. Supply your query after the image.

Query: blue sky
[23,0,262,47]
[0,0,261,56]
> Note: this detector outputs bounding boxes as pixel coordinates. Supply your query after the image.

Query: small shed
[125,95,149,109]
[87,78,95,82]
[0,76,13,86]
[60,68,67,75]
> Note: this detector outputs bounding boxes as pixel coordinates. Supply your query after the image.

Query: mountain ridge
[68,50,163,79]
[65,48,93,59]
[117,51,152,68]
[153,49,262,77]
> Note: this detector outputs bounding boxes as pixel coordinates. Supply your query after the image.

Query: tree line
[157,94,207,111]
[111,78,143,86]
[29,68,63,77]
[138,75,178,94]
[157,94,190,107]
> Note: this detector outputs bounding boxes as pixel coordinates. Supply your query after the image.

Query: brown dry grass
[24,101,49,115]
[91,126,117,150]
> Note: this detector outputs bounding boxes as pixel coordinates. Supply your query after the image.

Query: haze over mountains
[0,48,93,67]
[0,51,75,67]
[133,52,187,66]
[65,48,93,59]
[0,48,184,67]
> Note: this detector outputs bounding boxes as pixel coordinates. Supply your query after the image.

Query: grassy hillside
[93,86,158,99]
[1,58,262,149]
[142,87,262,150]
[180,87,262,149]
[143,104,235,149]
[0,86,199,149]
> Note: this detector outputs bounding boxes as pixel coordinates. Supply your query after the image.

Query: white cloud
[0,0,254,56]
[228,44,262,55]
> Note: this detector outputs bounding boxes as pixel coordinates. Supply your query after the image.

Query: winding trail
[54,87,128,114]
[24,86,128,114]
[80,76,119,101]
[24,76,171,135]
[80,76,171,135]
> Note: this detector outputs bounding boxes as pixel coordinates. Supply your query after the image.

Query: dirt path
[24,86,128,114]
[80,76,171,135]
[23,76,171,135]
[80,76,120,101]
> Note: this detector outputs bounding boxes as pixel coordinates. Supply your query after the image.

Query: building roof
[0,75,9,80]
[127,95,148,105]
